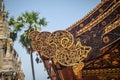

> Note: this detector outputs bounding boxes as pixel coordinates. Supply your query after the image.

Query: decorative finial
[0,0,5,11]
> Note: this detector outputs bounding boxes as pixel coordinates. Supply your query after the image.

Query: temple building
[36,0,120,80]
[0,0,25,80]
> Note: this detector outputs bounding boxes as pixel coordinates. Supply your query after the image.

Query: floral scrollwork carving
[49,30,74,49]
[29,30,92,78]
[28,31,39,41]
[49,30,92,78]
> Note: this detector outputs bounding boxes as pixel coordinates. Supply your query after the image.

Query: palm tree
[9,16,24,41]
[9,11,47,80]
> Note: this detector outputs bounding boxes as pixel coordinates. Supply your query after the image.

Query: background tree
[9,11,47,80]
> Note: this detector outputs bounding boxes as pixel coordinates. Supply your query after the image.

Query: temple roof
[66,0,120,61]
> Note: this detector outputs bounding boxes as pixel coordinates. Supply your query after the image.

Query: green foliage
[10,31,17,42]
[9,17,24,32]
[19,31,32,53]
[8,11,47,53]
[39,18,47,26]
[8,11,47,80]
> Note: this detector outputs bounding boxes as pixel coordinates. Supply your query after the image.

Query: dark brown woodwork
[62,67,74,80]
[41,0,120,80]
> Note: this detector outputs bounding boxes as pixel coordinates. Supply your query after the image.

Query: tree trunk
[30,52,36,80]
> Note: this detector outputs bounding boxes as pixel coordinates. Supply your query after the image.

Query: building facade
[40,0,120,80]
[0,0,25,80]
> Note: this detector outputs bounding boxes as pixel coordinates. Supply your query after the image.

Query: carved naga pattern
[36,32,56,58]
[28,31,40,51]
[29,31,55,58]
[29,30,92,65]
[29,30,92,77]
[28,31,39,41]
[49,30,74,49]
[49,30,92,66]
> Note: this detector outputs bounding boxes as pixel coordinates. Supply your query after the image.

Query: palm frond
[38,18,47,26]
[9,11,47,53]
[10,31,17,42]
[9,17,15,25]
[19,32,32,53]
[32,11,39,23]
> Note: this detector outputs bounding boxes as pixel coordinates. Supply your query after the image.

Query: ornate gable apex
[66,0,106,31]
[66,0,118,33]
[65,0,120,62]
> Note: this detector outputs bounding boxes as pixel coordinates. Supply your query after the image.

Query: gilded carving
[66,0,108,31]
[103,54,110,59]
[114,49,119,52]
[103,36,110,43]
[85,46,120,69]
[29,30,92,78]
[97,74,120,80]
[31,41,38,51]
[112,61,118,65]
[28,31,40,41]
[49,30,91,66]
[72,62,84,78]
[104,19,120,35]
[99,8,103,13]
[101,21,106,26]
[83,68,120,75]
[49,30,74,49]
[77,1,119,36]
[79,24,83,27]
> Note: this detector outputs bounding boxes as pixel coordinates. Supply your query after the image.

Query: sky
[4,0,100,80]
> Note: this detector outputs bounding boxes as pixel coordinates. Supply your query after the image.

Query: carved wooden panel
[84,40,120,69]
